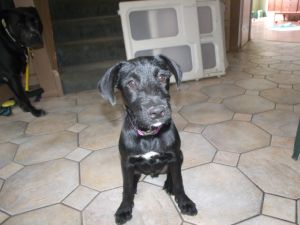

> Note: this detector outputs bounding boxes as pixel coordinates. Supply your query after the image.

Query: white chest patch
[139,151,159,160]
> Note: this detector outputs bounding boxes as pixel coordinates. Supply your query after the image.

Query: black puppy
[0,7,45,117]
[99,55,197,224]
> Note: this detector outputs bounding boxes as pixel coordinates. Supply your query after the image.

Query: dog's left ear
[98,62,124,105]
[157,55,182,87]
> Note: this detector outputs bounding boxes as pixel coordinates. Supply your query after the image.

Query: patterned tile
[271,136,295,149]
[0,159,78,215]
[253,110,299,137]
[0,162,24,180]
[0,121,27,143]
[179,103,233,125]
[76,89,105,106]
[236,215,295,225]
[203,121,270,153]
[80,147,122,191]
[270,63,300,71]
[180,132,216,169]
[267,73,300,85]
[79,120,122,150]
[244,66,276,76]
[183,123,205,134]
[83,183,182,225]
[245,90,260,95]
[236,78,276,90]
[78,103,123,125]
[0,211,9,224]
[279,84,293,89]
[239,146,300,199]
[171,89,208,107]
[189,77,222,91]
[233,113,252,121]
[2,204,80,225]
[276,104,293,111]
[263,194,296,222]
[224,95,274,114]
[250,57,281,65]
[63,186,98,211]
[213,151,239,166]
[222,70,252,81]
[181,164,262,225]
[272,55,300,61]
[26,112,77,135]
[67,123,88,133]
[15,131,77,165]
[201,84,245,98]
[293,83,300,91]
[0,111,34,124]
[65,147,92,162]
[261,88,300,105]
[172,112,188,131]
[0,143,17,169]
[33,97,76,113]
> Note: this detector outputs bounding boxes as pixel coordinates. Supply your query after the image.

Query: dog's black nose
[148,105,165,119]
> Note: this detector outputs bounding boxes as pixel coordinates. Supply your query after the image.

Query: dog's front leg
[5,76,45,117]
[115,161,135,224]
[169,157,198,216]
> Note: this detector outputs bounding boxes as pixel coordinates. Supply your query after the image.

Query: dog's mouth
[132,118,171,136]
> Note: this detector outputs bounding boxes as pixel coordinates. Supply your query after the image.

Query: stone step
[60,60,122,94]
[49,0,133,20]
[53,15,123,43]
[56,36,126,67]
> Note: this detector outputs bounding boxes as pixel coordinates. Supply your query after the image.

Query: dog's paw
[115,205,133,224]
[176,196,198,216]
[32,109,46,117]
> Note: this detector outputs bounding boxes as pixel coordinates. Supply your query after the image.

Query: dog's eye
[127,80,136,89]
[157,74,167,83]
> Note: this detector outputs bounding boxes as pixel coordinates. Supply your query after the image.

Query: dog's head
[98,55,182,132]
[1,7,43,48]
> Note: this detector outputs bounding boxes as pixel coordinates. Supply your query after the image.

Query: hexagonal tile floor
[179,102,233,125]
[239,147,300,199]
[267,73,300,85]
[0,143,17,169]
[2,204,81,225]
[261,88,300,105]
[83,183,182,225]
[181,164,262,225]
[236,78,277,90]
[201,83,245,98]
[223,95,275,114]
[1,40,300,225]
[253,110,299,137]
[203,121,270,153]
[15,131,77,165]
[0,159,78,215]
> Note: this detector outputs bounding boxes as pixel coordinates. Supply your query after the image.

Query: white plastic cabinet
[118,0,227,82]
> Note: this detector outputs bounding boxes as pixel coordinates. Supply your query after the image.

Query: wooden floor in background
[251,16,300,43]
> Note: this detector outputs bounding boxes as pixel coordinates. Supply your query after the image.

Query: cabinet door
[119,0,227,81]
[282,0,298,11]
[275,0,283,11]
[268,0,275,11]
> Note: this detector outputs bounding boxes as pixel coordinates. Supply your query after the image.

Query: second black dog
[99,55,198,224]
[0,7,45,117]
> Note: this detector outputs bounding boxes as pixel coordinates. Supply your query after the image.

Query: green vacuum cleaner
[0,100,15,116]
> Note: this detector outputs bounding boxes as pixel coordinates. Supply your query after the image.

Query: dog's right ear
[98,62,124,105]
